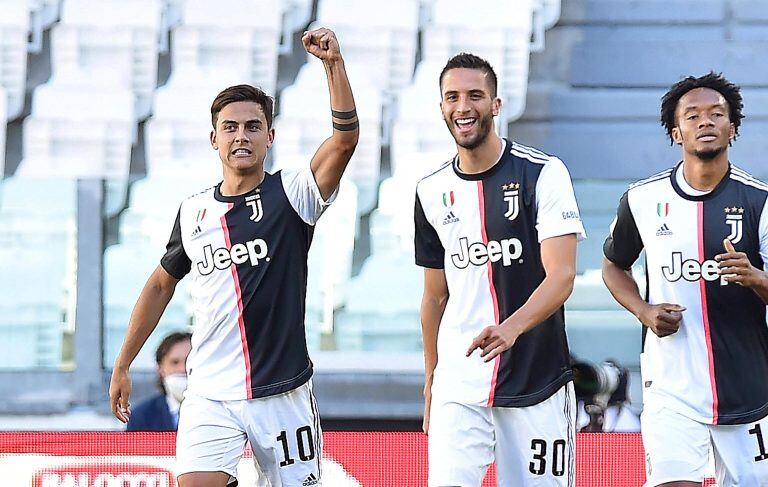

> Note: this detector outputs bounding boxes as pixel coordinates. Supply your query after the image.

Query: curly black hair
[660,72,744,145]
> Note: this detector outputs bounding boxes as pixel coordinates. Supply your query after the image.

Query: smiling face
[440,68,501,150]
[210,101,274,175]
[672,87,735,161]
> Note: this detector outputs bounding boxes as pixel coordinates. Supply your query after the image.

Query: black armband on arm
[333,120,359,131]
[331,108,357,120]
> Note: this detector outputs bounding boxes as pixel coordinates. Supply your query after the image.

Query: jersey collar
[452,138,509,181]
[669,160,731,202]
[214,173,270,203]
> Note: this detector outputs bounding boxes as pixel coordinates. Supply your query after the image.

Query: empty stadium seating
[0,0,30,120]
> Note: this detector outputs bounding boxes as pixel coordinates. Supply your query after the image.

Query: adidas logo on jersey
[443,210,459,225]
[197,238,270,276]
[451,236,523,269]
[302,473,319,486]
[191,225,203,238]
[662,252,727,285]
[655,224,673,236]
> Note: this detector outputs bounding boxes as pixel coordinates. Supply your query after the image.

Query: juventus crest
[724,206,743,244]
[503,182,520,221]
[246,193,264,222]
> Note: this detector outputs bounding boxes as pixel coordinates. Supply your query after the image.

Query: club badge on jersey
[503,182,520,221]
[725,206,744,244]
[246,192,264,222]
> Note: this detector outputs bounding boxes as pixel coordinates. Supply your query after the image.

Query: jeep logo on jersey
[451,236,523,269]
[662,252,727,285]
[246,193,263,222]
[725,207,744,244]
[502,182,520,221]
[198,239,269,275]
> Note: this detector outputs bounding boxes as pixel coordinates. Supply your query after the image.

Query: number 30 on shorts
[276,426,316,467]
[529,438,567,476]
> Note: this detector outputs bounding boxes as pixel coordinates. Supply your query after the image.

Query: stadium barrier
[0,431,716,486]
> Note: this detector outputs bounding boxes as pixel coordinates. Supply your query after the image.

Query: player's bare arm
[109,265,180,423]
[467,233,578,362]
[717,238,768,303]
[420,268,449,434]
[302,28,359,200]
[602,257,685,337]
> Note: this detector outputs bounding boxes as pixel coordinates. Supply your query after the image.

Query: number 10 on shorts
[277,426,316,467]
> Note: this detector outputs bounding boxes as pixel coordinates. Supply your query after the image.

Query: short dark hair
[155,331,192,366]
[439,53,498,97]
[155,331,191,393]
[211,84,274,129]
[660,72,744,144]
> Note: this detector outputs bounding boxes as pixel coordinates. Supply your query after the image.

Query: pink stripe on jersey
[221,205,253,399]
[477,181,501,407]
[698,202,718,424]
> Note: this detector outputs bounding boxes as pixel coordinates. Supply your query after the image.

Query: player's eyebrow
[220,119,263,126]
[682,102,726,113]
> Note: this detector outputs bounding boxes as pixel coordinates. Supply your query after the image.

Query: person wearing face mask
[127,332,192,432]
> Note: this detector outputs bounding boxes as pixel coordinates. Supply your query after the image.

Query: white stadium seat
[0,0,30,120]
[422,0,534,121]
[52,0,162,119]
[27,0,62,53]
[273,62,383,213]
[18,71,135,178]
[172,0,282,96]
[145,66,243,179]
[315,0,420,93]
[0,87,6,176]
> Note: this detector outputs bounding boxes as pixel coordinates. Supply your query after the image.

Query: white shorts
[642,403,768,486]
[428,382,576,487]
[176,380,322,487]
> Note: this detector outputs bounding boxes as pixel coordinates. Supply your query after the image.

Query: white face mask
[163,373,188,403]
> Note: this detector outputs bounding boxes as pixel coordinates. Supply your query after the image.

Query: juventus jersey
[161,168,334,401]
[604,162,768,425]
[414,139,586,408]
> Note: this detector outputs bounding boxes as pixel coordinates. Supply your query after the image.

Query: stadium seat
[145,66,242,179]
[0,0,30,120]
[27,0,62,53]
[315,0,420,93]
[103,242,192,368]
[0,304,64,368]
[368,174,422,255]
[334,250,423,351]
[0,87,6,175]
[52,0,163,119]
[18,72,135,179]
[172,0,282,97]
[422,0,535,121]
[273,62,383,213]
[566,269,623,311]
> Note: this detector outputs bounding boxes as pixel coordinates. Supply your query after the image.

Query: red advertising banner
[0,432,716,486]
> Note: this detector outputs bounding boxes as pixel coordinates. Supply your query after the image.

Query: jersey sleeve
[414,191,445,269]
[535,157,587,242]
[603,191,644,270]
[160,208,192,279]
[759,197,768,271]
[280,167,338,225]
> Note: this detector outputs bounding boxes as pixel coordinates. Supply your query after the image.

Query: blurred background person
[126,331,191,432]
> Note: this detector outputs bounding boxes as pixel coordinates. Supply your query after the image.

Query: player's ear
[492,97,502,117]
[671,126,683,145]
[729,123,735,141]
[266,127,275,149]
[210,130,217,150]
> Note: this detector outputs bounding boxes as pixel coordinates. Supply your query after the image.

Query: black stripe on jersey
[731,172,768,192]
[629,168,674,190]
[701,177,768,424]
[481,149,572,407]
[309,383,322,478]
[731,166,768,189]
[510,148,548,165]
[219,173,314,399]
[603,191,644,270]
[565,383,575,487]
[414,193,446,268]
[161,209,192,279]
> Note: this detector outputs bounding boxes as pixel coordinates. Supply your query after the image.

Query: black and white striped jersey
[160,168,334,401]
[604,162,768,425]
[414,139,586,408]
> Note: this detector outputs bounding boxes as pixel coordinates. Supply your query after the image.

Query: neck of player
[220,164,265,197]
[681,150,729,192]
[457,132,504,174]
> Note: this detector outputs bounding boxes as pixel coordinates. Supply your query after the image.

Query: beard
[693,143,727,161]
[446,111,495,150]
